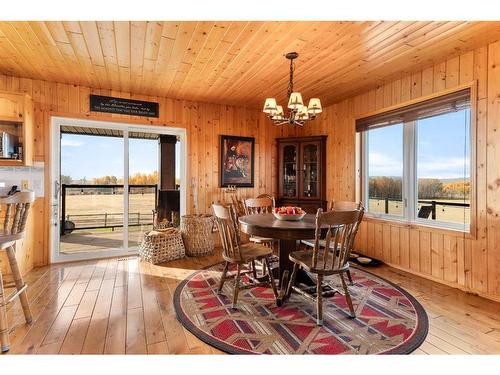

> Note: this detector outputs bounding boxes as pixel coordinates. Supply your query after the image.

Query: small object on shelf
[272,206,306,221]
[17,143,23,161]
[0,131,19,158]
[223,184,237,193]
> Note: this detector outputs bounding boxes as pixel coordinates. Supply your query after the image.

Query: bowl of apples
[272,206,306,221]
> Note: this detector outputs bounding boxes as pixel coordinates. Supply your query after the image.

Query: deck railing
[369,196,470,219]
[61,184,157,235]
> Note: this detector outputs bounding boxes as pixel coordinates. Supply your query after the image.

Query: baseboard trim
[381,260,500,304]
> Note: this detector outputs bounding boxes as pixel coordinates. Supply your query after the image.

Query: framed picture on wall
[220,135,255,187]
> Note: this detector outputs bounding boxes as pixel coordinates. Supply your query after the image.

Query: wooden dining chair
[212,203,278,308]
[243,197,278,244]
[243,196,275,215]
[243,197,279,277]
[0,191,35,352]
[301,201,363,285]
[287,207,365,326]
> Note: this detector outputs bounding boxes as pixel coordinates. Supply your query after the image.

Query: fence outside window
[60,184,158,235]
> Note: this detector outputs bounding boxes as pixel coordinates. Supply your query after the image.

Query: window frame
[361,124,406,221]
[357,83,477,237]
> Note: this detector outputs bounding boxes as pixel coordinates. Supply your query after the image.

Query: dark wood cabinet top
[275,135,328,141]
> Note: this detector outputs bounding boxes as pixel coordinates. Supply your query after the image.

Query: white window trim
[361,117,471,233]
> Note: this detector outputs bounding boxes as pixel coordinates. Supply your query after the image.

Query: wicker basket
[139,227,185,264]
[153,220,171,230]
[180,214,215,256]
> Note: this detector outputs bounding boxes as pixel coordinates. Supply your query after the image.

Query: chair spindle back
[329,201,364,246]
[256,193,275,201]
[212,203,242,262]
[0,191,35,237]
[244,197,274,215]
[311,208,364,271]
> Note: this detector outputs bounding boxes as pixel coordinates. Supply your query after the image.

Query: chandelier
[263,52,322,126]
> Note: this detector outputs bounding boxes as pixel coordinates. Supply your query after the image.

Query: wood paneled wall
[299,40,500,302]
[2,39,499,303]
[0,73,298,277]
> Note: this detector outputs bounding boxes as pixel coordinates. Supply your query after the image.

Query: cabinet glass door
[301,142,320,199]
[281,144,298,198]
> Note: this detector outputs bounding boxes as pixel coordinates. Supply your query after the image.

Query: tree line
[369,176,470,200]
[61,171,159,191]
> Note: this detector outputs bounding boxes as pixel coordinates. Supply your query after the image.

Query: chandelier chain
[287,58,294,99]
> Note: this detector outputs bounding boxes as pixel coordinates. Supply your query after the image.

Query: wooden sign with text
[90,95,159,118]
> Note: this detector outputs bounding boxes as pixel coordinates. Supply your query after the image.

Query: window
[366,123,404,217]
[416,110,470,226]
[358,88,472,231]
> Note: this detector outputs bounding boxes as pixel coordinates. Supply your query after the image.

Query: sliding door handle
[54,181,60,200]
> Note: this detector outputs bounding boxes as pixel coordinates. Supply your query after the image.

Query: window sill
[363,213,474,239]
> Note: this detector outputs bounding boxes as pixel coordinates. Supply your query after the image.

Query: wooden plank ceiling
[0,21,499,108]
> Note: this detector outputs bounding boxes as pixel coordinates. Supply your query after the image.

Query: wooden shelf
[0,159,24,166]
[0,90,34,167]
[0,116,23,124]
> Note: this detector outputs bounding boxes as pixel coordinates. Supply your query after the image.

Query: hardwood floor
[2,249,500,355]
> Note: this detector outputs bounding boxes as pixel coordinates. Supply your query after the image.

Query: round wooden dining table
[239,213,320,298]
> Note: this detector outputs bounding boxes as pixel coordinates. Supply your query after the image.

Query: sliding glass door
[51,118,186,263]
[59,128,126,255]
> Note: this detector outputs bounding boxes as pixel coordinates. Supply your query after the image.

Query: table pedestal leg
[276,239,316,305]
[278,239,296,288]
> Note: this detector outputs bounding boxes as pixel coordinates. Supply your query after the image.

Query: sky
[60,109,469,182]
[367,109,470,180]
[60,133,180,181]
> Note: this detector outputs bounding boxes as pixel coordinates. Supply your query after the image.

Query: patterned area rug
[174,263,428,354]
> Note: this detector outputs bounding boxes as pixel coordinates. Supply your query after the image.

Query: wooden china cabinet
[277,136,327,213]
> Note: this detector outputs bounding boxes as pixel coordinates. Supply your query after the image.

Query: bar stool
[0,191,34,352]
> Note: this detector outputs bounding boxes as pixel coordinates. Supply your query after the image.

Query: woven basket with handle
[139,227,185,264]
[180,214,215,256]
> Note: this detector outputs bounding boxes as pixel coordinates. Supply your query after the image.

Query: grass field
[60,193,156,254]
[368,198,470,224]
[64,192,156,216]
